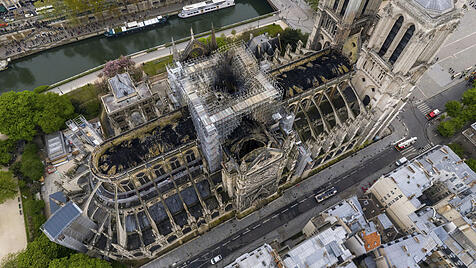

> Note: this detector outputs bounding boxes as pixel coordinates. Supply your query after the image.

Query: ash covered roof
[94,109,196,176]
[271,50,351,99]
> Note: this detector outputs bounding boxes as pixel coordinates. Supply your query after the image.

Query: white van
[396,157,408,166]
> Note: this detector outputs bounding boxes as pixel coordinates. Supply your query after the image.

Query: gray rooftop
[377,213,394,230]
[413,0,454,17]
[225,244,279,268]
[42,201,81,240]
[109,73,136,100]
[49,191,67,215]
[45,131,67,161]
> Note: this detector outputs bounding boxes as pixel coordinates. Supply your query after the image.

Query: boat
[0,58,10,71]
[104,15,167,37]
[178,0,235,18]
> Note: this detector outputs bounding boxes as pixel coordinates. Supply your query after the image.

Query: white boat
[178,0,235,18]
[0,58,10,71]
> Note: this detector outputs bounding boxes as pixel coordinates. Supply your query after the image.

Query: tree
[437,120,456,137]
[0,91,74,141]
[20,143,44,181]
[445,100,462,118]
[0,91,38,141]
[465,158,476,172]
[16,234,72,268]
[0,139,15,165]
[49,253,112,268]
[102,56,135,78]
[280,28,308,50]
[447,143,464,158]
[0,171,17,204]
[462,87,476,106]
[34,93,75,134]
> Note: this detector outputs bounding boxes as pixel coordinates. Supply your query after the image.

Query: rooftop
[413,0,454,17]
[45,131,68,162]
[225,244,281,268]
[102,73,160,114]
[92,109,196,176]
[271,49,351,99]
[42,201,81,240]
[283,225,353,268]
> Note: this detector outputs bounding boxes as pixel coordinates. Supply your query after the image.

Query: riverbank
[1,5,185,61]
[47,14,284,95]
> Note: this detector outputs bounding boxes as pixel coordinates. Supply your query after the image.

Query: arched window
[340,0,349,16]
[361,0,369,16]
[378,16,404,57]
[333,0,340,10]
[389,25,415,65]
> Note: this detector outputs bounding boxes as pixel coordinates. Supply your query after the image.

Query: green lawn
[142,55,173,76]
[66,84,101,120]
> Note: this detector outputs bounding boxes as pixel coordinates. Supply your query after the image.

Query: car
[25,13,33,18]
[425,109,440,120]
[395,157,408,166]
[0,23,8,27]
[211,255,222,264]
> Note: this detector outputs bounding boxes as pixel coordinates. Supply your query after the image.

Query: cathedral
[41,0,463,261]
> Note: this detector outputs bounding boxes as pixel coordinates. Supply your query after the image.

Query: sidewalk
[143,118,407,267]
[48,14,283,95]
[268,0,315,32]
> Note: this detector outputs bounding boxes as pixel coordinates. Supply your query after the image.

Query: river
[0,0,274,93]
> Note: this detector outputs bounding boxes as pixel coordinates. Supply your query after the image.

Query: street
[143,74,471,268]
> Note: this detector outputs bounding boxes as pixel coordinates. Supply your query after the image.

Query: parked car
[396,157,408,166]
[315,187,337,203]
[211,255,222,264]
[425,109,440,120]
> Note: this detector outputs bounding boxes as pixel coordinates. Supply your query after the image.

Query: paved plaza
[414,6,476,100]
[0,192,27,262]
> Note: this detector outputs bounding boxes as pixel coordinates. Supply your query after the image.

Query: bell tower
[351,0,462,141]
[306,0,382,50]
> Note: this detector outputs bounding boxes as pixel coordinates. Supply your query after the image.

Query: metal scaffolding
[167,41,283,172]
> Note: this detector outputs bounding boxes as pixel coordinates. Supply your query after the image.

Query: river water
[0,0,273,93]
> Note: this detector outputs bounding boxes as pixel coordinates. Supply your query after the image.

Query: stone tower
[306,0,383,50]
[351,0,462,141]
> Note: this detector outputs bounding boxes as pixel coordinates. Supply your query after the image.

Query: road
[180,146,399,268]
[153,79,471,268]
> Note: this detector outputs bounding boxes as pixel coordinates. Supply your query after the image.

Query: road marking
[291,203,298,208]
[299,199,306,203]
[242,229,250,235]
[223,241,230,246]
[416,102,431,114]
[272,214,279,218]
[263,218,270,223]
[232,235,240,240]
[282,208,288,213]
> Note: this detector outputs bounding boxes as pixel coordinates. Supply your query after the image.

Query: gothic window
[333,0,340,10]
[389,25,415,65]
[185,150,196,163]
[340,0,349,16]
[378,16,404,57]
[169,157,181,170]
[361,0,369,16]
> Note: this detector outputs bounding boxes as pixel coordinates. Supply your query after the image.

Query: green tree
[462,104,476,122]
[0,91,74,141]
[462,87,476,106]
[280,28,309,50]
[16,234,72,268]
[437,120,456,137]
[20,143,44,181]
[445,100,462,117]
[0,91,38,141]
[447,143,464,158]
[0,139,15,165]
[465,158,476,172]
[34,93,75,134]
[49,253,112,268]
[0,171,17,204]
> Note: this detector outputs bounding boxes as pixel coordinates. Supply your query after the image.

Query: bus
[315,187,337,203]
[35,5,54,14]
[395,137,417,151]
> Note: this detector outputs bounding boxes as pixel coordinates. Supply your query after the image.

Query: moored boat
[0,58,10,71]
[105,16,167,37]
[178,0,235,18]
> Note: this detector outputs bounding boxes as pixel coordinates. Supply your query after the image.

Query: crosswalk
[399,143,433,158]
[416,102,432,115]
[400,145,418,158]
